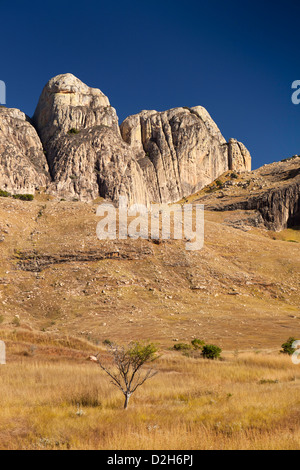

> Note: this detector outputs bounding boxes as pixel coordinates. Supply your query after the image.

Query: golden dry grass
[0,350,299,450]
[0,197,299,450]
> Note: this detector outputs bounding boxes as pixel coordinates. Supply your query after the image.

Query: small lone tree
[90,341,158,409]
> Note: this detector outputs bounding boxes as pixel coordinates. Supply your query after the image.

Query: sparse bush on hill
[173,343,192,351]
[280,337,298,356]
[68,128,80,135]
[191,338,205,350]
[202,344,222,360]
[173,339,221,360]
[0,189,11,197]
[13,194,34,201]
[0,190,34,201]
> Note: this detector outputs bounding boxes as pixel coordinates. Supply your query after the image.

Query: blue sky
[1,0,300,169]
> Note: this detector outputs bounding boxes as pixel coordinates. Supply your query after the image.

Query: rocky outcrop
[0,73,251,204]
[228,138,251,172]
[243,182,300,230]
[191,157,300,231]
[0,108,50,194]
[16,244,154,272]
[230,161,300,230]
[121,106,251,203]
[33,74,148,204]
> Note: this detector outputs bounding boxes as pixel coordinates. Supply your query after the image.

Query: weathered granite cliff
[120,106,251,203]
[0,73,251,204]
[33,74,149,204]
[0,108,50,194]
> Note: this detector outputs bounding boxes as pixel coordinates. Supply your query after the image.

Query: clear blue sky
[1,0,300,169]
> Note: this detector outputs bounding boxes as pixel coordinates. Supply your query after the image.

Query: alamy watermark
[291,340,300,365]
[0,81,6,105]
[96,197,204,251]
[291,80,300,104]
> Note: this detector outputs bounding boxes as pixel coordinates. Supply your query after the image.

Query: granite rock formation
[0,73,251,205]
[120,106,251,203]
[228,138,252,173]
[0,107,50,194]
[33,74,148,204]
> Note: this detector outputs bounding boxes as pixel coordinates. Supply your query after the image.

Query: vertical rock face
[33,74,148,204]
[228,138,252,172]
[0,73,251,204]
[121,106,251,203]
[0,108,50,194]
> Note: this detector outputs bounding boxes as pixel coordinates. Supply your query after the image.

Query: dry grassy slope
[0,193,299,351]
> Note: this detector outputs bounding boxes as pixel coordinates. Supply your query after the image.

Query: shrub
[202,344,222,360]
[231,172,238,179]
[191,338,205,350]
[259,379,279,385]
[173,343,192,351]
[280,337,298,356]
[215,180,223,188]
[68,128,80,135]
[0,189,11,198]
[13,194,34,201]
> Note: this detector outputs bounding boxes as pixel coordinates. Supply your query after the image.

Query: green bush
[173,343,192,351]
[231,172,238,179]
[202,344,222,360]
[215,180,223,188]
[13,194,34,201]
[191,338,205,350]
[280,337,297,356]
[68,128,80,135]
[0,189,11,198]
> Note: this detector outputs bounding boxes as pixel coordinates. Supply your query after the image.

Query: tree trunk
[124,393,130,409]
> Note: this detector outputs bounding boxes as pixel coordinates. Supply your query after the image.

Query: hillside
[0,174,299,352]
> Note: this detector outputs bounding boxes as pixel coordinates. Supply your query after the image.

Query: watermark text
[96,197,204,251]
